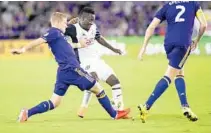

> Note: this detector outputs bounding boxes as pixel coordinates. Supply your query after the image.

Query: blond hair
[50,12,67,24]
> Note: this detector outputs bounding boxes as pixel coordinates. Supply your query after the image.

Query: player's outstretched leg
[17,93,62,122]
[77,90,92,118]
[138,76,171,123]
[106,74,124,111]
[174,70,198,121]
[90,82,130,119]
[77,72,99,118]
[138,65,178,122]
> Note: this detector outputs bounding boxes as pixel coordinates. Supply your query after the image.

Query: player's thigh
[165,45,191,69]
[81,61,99,80]
[94,59,116,82]
[54,81,69,96]
[54,68,70,96]
[71,67,96,91]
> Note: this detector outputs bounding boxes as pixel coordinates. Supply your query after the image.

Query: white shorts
[80,58,115,81]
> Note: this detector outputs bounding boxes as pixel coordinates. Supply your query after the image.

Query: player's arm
[138,18,161,60]
[11,38,46,54]
[96,35,122,55]
[191,8,207,51]
[68,17,79,25]
[195,8,207,42]
[65,24,87,48]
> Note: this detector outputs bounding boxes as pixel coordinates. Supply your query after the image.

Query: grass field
[0,39,211,133]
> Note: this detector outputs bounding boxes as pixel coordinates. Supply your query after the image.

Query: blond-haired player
[11,12,130,122]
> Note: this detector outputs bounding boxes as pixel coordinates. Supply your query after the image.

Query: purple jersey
[155,1,200,48]
[42,27,80,69]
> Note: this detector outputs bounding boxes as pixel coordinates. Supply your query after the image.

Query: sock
[96,90,117,118]
[175,75,189,107]
[145,76,171,110]
[28,100,54,118]
[111,84,124,110]
[81,90,92,108]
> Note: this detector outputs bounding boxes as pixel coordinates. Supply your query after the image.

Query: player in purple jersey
[11,12,130,122]
[137,1,207,122]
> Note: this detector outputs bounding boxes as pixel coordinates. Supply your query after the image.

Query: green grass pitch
[0,37,211,133]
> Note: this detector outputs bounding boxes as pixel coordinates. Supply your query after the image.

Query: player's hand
[68,17,79,24]
[79,38,88,48]
[113,48,122,55]
[191,40,198,51]
[11,48,25,55]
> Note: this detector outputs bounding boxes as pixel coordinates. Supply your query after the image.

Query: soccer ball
[192,17,200,39]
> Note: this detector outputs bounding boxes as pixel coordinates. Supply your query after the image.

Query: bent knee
[50,93,63,107]
[106,74,120,86]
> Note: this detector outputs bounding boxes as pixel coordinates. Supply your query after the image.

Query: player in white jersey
[65,7,127,118]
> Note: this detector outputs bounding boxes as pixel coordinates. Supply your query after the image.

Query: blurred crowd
[0,1,211,39]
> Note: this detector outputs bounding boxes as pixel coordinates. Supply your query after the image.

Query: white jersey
[74,23,101,61]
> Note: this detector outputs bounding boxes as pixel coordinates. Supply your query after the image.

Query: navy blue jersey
[155,1,200,47]
[42,27,80,69]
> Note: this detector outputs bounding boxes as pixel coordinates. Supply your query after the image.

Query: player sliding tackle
[137,1,207,122]
[66,7,127,118]
[11,12,130,122]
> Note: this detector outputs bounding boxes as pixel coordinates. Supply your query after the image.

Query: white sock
[111,84,124,110]
[81,90,92,108]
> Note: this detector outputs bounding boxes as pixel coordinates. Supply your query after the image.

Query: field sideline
[0,38,211,133]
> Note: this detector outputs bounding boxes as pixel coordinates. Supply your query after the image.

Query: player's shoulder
[67,24,77,30]
[65,24,77,36]
[45,27,61,37]
[90,23,98,31]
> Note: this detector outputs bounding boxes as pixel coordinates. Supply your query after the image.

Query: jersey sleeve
[65,24,78,43]
[41,30,59,42]
[95,27,101,40]
[194,2,202,16]
[155,5,167,22]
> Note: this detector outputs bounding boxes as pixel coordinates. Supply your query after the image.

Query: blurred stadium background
[0,1,211,38]
[0,1,210,133]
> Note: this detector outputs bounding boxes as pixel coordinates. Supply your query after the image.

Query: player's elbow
[201,23,207,30]
[145,27,155,35]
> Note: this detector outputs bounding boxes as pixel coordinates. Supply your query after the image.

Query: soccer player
[65,7,127,118]
[137,1,207,122]
[11,12,130,122]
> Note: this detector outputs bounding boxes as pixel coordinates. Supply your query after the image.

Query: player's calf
[106,74,124,111]
[90,82,130,119]
[17,94,63,122]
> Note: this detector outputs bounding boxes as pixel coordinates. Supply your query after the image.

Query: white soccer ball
[192,17,200,39]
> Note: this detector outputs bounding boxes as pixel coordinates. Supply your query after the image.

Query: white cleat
[182,107,198,122]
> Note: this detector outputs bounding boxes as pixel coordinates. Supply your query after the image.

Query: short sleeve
[155,5,167,22]
[42,29,59,43]
[95,27,101,39]
[65,24,78,43]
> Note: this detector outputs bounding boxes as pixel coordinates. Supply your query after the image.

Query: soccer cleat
[17,108,28,122]
[115,108,130,120]
[138,104,148,123]
[77,106,88,118]
[122,114,132,119]
[182,107,198,122]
